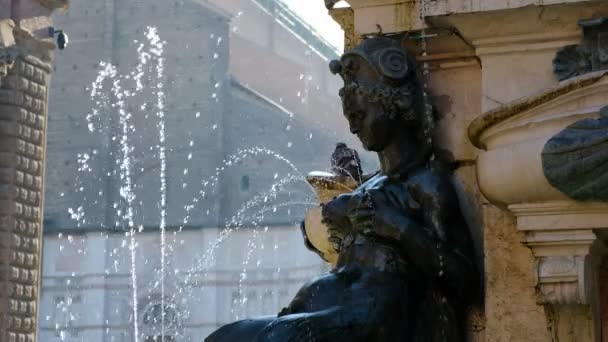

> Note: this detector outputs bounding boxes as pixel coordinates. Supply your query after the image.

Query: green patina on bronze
[542,106,608,201]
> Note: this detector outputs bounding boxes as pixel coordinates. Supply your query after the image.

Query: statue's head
[330,37,431,152]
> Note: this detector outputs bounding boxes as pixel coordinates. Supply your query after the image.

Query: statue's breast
[357,174,421,216]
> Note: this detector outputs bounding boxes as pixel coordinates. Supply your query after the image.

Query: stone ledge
[510,201,608,231]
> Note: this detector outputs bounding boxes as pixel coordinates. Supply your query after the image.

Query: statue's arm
[354,175,476,300]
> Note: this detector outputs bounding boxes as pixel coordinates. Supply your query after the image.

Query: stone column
[0,1,66,341]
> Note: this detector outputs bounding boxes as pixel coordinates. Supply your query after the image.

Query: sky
[279,0,345,51]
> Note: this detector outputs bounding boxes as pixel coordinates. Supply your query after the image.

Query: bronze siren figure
[207,37,478,342]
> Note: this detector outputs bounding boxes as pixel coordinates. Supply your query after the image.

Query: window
[53,294,81,338]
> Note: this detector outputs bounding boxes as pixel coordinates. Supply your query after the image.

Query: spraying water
[66,24,326,340]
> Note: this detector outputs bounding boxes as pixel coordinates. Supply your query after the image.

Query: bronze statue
[206,37,477,342]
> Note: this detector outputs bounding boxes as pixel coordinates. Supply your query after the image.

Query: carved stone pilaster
[510,203,608,307]
[0,25,52,342]
[530,237,595,305]
[328,7,358,51]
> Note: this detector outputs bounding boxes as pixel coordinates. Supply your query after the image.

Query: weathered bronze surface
[554,17,608,81]
[542,105,608,201]
[206,37,477,342]
[548,17,608,200]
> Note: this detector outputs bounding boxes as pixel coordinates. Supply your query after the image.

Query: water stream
[68,27,320,340]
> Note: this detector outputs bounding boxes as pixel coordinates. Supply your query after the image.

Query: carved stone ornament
[508,202,608,307]
[0,47,20,84]
[207,37,478,342]
[554,17,608,81]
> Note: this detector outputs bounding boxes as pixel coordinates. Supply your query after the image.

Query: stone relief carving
[0,20,18,87]
[207,37,478,342]
[0,47,20,84]
[535,255,588,304]
[554,17,608,81]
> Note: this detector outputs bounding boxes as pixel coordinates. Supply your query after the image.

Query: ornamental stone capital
[509,202,608,305]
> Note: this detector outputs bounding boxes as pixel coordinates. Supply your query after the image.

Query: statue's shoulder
[406,167,456,202]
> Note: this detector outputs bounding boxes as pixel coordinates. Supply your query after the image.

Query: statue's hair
[331,37,436,156]
[339,82,414,121]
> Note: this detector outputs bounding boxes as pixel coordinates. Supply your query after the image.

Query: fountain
[207,36,478,341]
[56,25,340,341]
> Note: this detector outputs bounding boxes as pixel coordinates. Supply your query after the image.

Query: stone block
[0,19,15,47]
[482,204,550,341]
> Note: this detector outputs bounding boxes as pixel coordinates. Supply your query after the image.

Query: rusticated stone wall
[0,51,51,342]
[0,1,59,340]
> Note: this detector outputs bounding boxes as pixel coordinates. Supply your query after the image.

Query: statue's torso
[335,171,424,274]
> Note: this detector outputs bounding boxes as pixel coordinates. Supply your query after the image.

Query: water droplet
[187,153,193,160]
[287,142,293,148]
[212,124,218,130]
[195,111,200,118]
[213,53,219,59]
[60,192,65,197]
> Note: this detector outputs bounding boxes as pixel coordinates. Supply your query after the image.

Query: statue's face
[341,86,398,152]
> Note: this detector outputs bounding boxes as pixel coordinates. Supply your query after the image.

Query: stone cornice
[426,0,595,17]
[329,7,357,51]
[468,70,608,149]
[510,201,608,231]
[473,31,581,56]
[12,26,55,65]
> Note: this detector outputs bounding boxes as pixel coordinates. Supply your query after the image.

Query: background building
[38,1,370,340]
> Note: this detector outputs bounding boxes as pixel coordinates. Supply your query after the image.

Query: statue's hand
[321,194,353,251]
[347,188,403,239]
[346,191,375,235]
